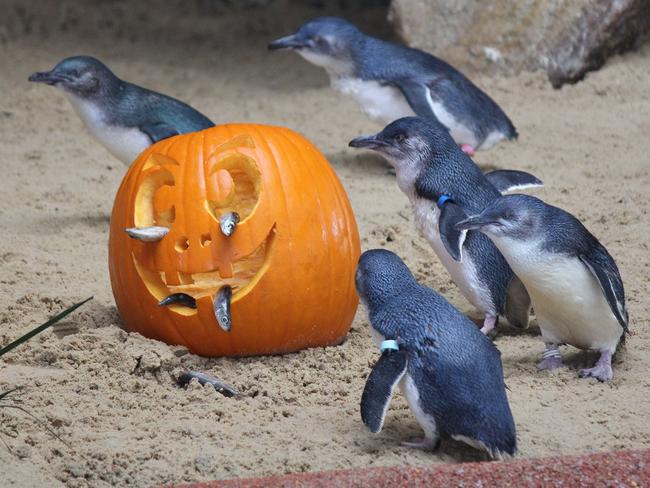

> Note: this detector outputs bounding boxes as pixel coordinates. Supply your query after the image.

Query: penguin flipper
[579,253,629,332]
[438,202,469,262]
[360,349,408,434]
[140,122,181,143]
[504,275,531,329]
[395,79,442,122]
[484,170,543,194]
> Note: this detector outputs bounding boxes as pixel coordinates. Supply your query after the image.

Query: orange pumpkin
[108,124,360,357]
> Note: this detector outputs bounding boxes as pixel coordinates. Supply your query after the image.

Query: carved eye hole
[134,154,178,228]
[205,142,261,224]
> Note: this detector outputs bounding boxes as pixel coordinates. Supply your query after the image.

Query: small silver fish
[177,371,238,397]
[219,212,240,237]
[214,285,232,331]
[125,226,169,242]
[159,293,197,309]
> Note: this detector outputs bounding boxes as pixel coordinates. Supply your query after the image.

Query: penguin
[356,249,517,459]
[269,17,517,156]
[349,116,542,334]
[455,194,629,382]
[29,56,214,165]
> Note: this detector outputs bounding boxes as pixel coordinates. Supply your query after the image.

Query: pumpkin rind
[108,124,360,357]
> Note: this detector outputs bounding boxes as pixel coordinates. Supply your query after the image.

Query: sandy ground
[1,2,649,487]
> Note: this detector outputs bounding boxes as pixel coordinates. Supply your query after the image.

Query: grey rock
[547,0,650,87]
[389,0,650,86]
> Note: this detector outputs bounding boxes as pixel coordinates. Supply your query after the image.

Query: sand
[1,2,649,487]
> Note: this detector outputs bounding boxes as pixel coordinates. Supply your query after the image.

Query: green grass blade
[0,296,93,358]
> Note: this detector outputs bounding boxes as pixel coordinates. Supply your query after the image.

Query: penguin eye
[312,35,326,47]
[394,133,407,144]
[498,209,517,224]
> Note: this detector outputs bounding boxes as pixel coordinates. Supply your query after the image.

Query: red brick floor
[174,448,650,487]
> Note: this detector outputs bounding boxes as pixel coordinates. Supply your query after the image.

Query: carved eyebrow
[212,134,256,154]
[142,153,180,171]
[205,135,257,177]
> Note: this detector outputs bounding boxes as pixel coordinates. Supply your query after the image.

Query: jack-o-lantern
[108,124,360,357]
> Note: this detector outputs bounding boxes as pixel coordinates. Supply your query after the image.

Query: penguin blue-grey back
[356,249,517,458]
[350,117,542,335]
[269,17,517,155]
[29,56,214,165]
[456,194,628,382]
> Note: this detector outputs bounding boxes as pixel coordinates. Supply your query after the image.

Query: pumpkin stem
[219,212,240,237]
[214,286,232,332]
[125,226,169,242]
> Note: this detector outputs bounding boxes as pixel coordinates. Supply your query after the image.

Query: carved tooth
[219,212,240,237]
[213,285,232,332]
[158,293,196,309]
[125,226,169,242]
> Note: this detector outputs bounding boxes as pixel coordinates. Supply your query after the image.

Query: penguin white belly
[424,89,478,148]
[412,198,495,315]
[495,240,622,351]
[64,93,150,165]
[478,130,507,150]
[332,78,415,123]
[400,374,437,441]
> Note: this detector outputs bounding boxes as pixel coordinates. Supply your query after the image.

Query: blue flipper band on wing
[437,195,452,208]
[380,340,399,353]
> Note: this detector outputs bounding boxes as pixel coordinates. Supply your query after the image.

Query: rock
[388,0,650,87]
[546,0,650,88]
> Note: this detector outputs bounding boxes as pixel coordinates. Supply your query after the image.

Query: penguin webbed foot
[400,436,440,451]
[459,144,476,157]
[537,343,564,371]
[178,371,238,397]
[578,351,613,382]
[480,315,498,335]
[536,356,564,371]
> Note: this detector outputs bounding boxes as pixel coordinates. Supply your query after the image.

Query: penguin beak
[28,70,71,85]
[348,135,388,150]
[455,216,497,232]
[268,34,307,50]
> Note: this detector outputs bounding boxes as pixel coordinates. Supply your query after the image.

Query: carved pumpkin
[108,124,360,357]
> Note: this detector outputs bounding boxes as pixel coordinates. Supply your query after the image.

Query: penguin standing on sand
[456,194,629,382]
[269,17,517,156]
[356,249,517,458]
[350,116,542,334]
[29,56,214,165]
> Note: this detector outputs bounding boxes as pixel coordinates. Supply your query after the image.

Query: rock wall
[388,0,650,87]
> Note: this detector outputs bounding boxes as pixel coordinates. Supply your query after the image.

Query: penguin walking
[456,194,629,382]
[269,17,517,156]
[29,56,214,165]
[350,116,542,334]
[356,249,517,458]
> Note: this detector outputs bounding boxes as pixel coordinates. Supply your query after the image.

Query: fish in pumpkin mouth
[128,224,276,332]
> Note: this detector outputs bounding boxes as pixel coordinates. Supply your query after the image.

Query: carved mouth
[133,226,276,317]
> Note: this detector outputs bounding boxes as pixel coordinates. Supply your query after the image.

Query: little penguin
[356,249,517,459]
[29,56,214,165]
[350,116,543,334]
[456,194,629,382]
[269,17,517,156]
